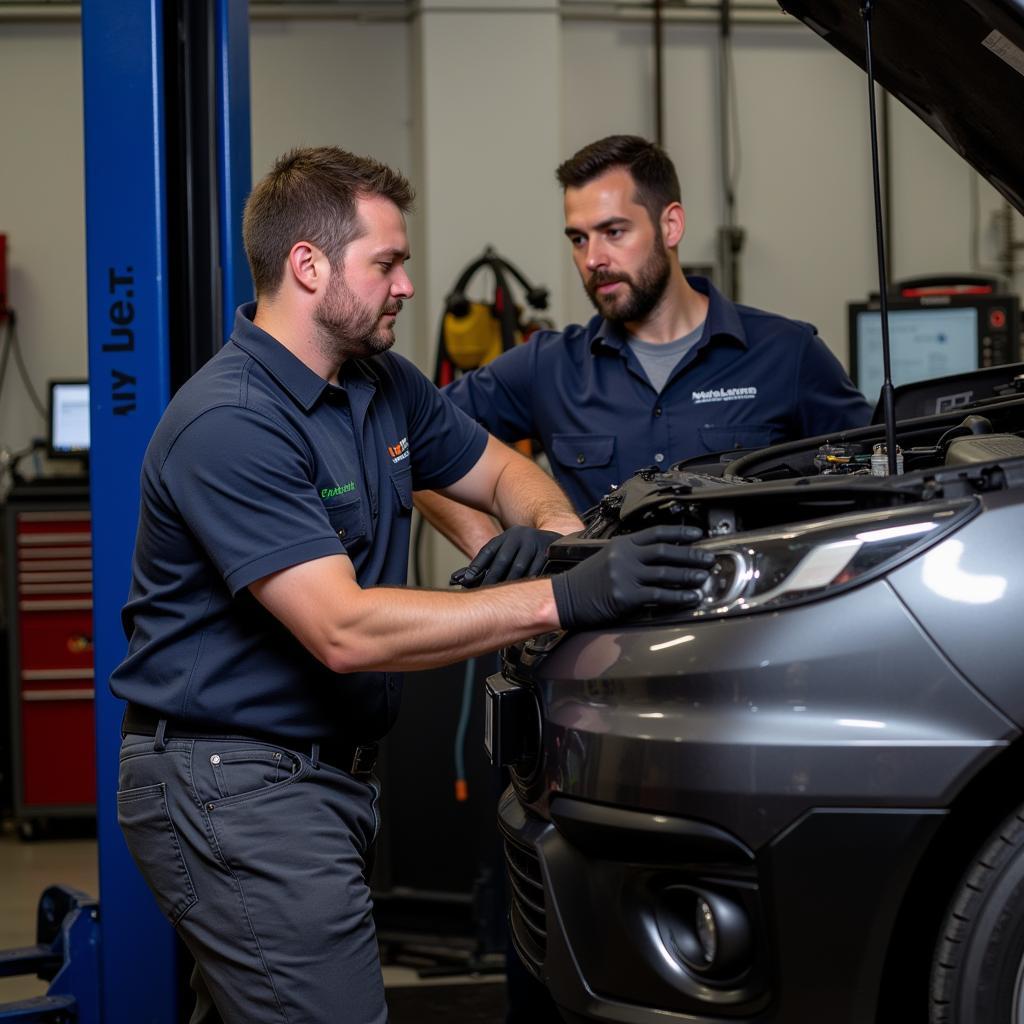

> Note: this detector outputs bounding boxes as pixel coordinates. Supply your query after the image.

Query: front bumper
[497,579,1017,1021]
[499,789,947,1023]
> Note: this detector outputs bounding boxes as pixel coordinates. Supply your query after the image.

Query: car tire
[930,802,1024,1023]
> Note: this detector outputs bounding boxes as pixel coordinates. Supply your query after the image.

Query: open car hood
[779,0,1024,213]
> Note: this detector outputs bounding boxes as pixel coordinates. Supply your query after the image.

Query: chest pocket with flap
[550,434,617,471]
[325,496,367,550]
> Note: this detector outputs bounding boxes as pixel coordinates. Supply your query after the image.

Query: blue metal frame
[216,0,254,337]
[82,3,176,1020]
[82,2,250,1019]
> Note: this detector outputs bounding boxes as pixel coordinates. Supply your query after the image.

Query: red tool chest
[4,498,95,831]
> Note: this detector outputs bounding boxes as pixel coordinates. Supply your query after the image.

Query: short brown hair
[556,135,680,226]
[243,146,415,296]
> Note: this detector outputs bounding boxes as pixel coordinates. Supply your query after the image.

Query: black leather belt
[121,704,377,777]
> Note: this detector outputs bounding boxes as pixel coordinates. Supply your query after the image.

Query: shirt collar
[589,275,748,354]
[229,302,377,412]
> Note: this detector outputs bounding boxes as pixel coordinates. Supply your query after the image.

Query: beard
[313,273,402,361]
[584,240,672,327]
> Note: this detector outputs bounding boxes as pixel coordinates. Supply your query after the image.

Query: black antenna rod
[862,0,898,474]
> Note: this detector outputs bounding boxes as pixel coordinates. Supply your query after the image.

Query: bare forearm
[423,435,582,551]
[490,455,582,535]
[328,578,559,672]
[414,489,499,558]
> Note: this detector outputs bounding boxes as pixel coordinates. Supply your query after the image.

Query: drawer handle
[22,669,95,682]
[18,549,93,560]
[18,533,92,546]
[17,561,93,572]
[19,571,94,582]
[23,689,95,702]
[18,599,93,612]
[17,511,90,523]
[20,584,93,595]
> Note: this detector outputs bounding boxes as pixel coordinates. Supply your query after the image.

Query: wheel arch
[875,735,1024,1023]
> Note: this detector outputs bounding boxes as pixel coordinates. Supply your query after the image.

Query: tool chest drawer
[5,505,96,820]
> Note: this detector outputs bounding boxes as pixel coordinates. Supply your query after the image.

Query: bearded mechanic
[417,135,871,587]
[110,146,714,1024]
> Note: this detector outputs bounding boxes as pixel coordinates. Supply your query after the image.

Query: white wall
[0,22,86,462]
[412,2,564,372]
[249,16,416,359]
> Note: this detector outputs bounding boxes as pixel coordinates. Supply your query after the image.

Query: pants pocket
[117,782,197,924]
[207,746,300,800]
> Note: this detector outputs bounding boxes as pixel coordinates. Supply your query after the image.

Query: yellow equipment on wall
[442,301,505,371]
[434,246,550,387]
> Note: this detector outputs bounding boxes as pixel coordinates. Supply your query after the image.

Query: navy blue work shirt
[443,277,871,512]
[111,304,488,743]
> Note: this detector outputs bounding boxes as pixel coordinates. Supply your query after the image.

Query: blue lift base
[0,997,77,1023]
[0,886,100,1023]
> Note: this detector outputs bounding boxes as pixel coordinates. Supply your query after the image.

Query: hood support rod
[861,0,898,473]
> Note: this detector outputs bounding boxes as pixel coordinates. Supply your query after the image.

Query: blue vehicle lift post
[0,3,251,1021]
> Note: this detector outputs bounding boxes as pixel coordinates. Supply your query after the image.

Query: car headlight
[689,498,976,618]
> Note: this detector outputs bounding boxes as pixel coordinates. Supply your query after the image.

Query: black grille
[504,836,546,974]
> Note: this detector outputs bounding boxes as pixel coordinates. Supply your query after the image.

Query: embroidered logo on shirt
[321,481,356,500]
[692,386,758,404]
[387,436,411,463]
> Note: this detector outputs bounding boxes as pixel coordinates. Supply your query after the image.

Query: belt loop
[310,742,320,770]
[153,718,168,752]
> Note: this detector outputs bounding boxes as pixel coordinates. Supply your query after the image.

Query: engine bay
[551,394,1024,555]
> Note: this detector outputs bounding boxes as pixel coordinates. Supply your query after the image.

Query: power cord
[0,310,48,421]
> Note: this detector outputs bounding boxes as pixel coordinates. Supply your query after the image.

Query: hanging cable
[717,0,746,300]
[453,657,476,802]
[418,248,550,802]
[970,170,981,273]
[0,311,48,421]
[727,33,742,208]
[653,0,665,146]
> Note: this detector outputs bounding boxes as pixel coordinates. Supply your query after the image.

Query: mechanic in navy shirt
[111,147,715,1024]
[418,136,871,584]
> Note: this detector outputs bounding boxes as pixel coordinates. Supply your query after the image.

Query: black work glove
[551,525,713,630]
[451,526,563,588]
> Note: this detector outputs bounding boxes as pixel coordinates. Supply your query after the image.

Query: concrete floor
[0,828,505,1014]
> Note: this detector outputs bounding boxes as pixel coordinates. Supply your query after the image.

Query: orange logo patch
[387,436,411,463]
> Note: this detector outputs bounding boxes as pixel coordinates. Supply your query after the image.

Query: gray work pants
[117,732,386,1024]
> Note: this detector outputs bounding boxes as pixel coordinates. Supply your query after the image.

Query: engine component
[944,434,1024,466]
[814,443,870,475]
[871,443,904,476]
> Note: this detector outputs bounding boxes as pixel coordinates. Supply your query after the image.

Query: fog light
[656,886,752,980]
[695,898,717,965]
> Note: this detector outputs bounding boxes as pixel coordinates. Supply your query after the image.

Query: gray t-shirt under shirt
[628,320,706,394]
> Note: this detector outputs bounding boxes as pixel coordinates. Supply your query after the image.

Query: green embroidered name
[321,481,356,499]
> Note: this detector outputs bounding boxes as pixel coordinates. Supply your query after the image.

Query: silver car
[491,4,1024,1021]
